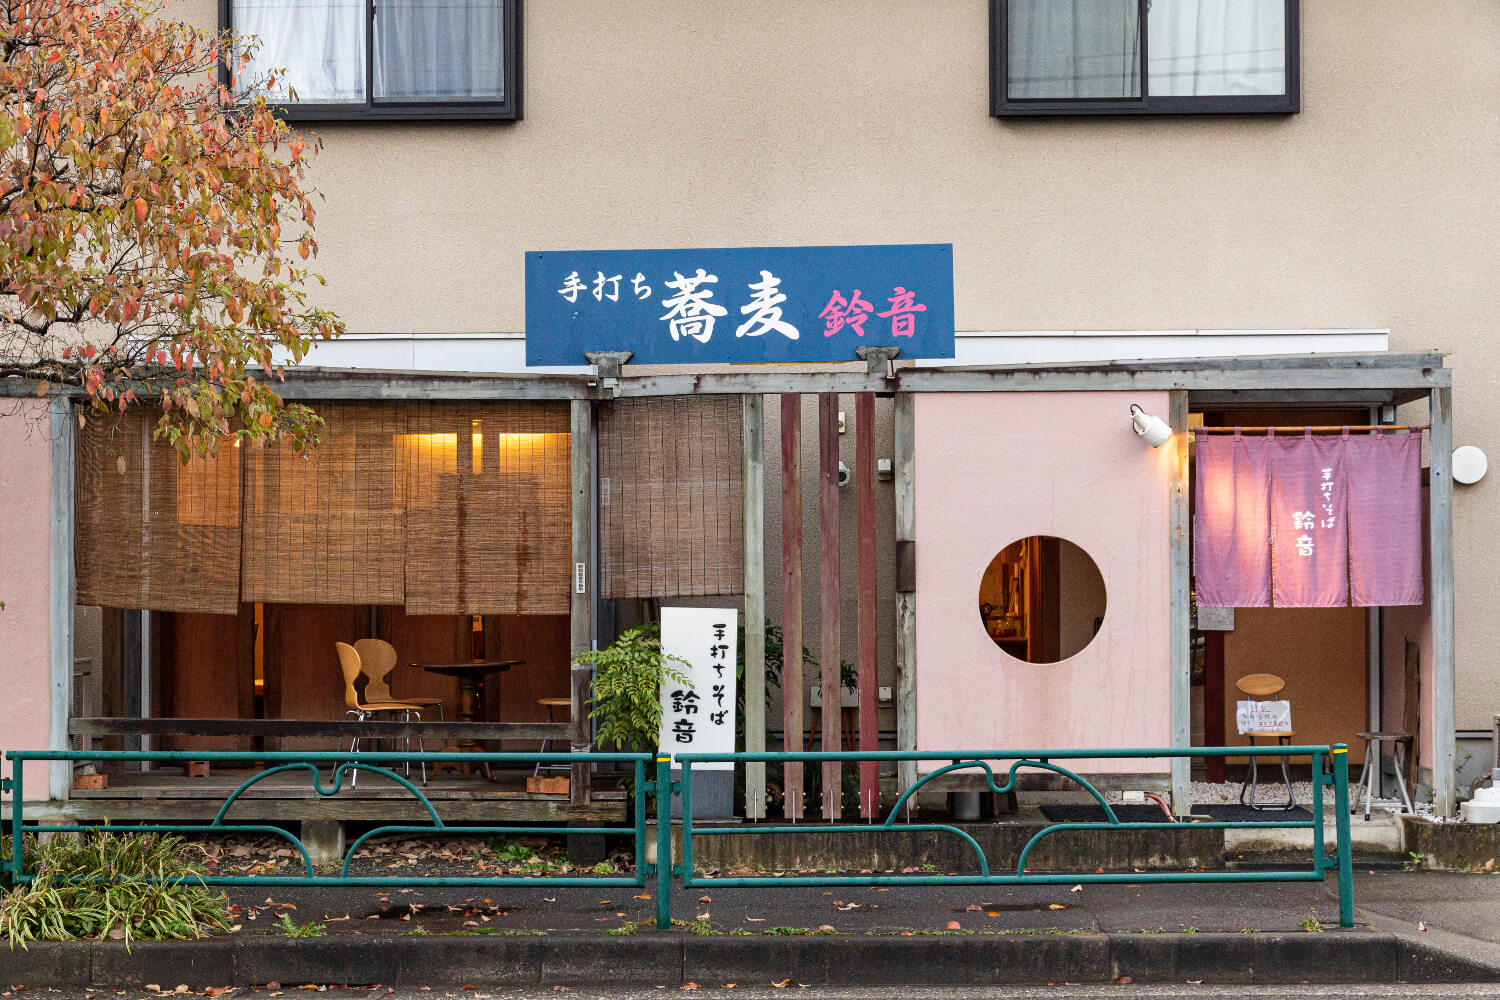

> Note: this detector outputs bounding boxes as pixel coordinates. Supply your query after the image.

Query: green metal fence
[2,749,658,889]
[2,745,1355,932]
[661,745,1355,930]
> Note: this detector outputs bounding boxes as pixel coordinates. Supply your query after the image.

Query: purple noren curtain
[1347,431,1424,606]
[1270,430,1350,608]
[1194,430,1271,608]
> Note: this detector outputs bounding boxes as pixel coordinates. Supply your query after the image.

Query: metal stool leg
[534,704,555,777]
[1363,738,1381,821]
[1239,736,1258,807]
[1392,741,1413,814]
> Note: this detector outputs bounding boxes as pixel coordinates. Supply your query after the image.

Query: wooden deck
[55,767,628,824]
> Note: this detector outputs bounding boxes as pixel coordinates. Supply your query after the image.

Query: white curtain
[1147,0,1286,96]
[233,0,366,103]
[373,0,505,101]
[1007,0,1141,100]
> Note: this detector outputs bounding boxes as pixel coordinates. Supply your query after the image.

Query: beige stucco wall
[168,0,1500,726]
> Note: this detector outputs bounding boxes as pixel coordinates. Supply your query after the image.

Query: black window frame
[991,0,1298,117]
[219,0,522,121]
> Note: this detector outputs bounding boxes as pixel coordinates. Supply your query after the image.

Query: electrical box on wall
[877,458,893,481]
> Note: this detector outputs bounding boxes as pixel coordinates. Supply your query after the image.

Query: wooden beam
[1429,386,1456,817]
[68,718,572,740]
[1168,390,1192,817]
[49,396,76,800]
[742,393,766,819]
[780,393,804,820]
[856,392,878,818]
[817,391,841,820]
[569,398,595,805]
[893,392,917,800]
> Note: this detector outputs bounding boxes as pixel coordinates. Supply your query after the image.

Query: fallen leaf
[1071,884,1083,892]
[1187,980,1204,985]
[697,912,710,920]
[634,894,651,900]
[1115,976,1133,984]
[724,986,737,990]
[205,988,232,998]
[146,988,161,993]
[746,917,765,922]
[107,928,125,940]
[945,921,961,930]
[818,925,835,932]
[599,900,613,906]
[544,897,556,903]
[699,896,712,904]
[229,924,243,932]
[682,985,699,991]
[1049,904,1066,910]
[175,987,190,994]
[1095,868,1104,874]
[1419,921,1428,931]
[964,904,982,912]
[770,980,790,989]
[836,903,860,911]
[987,911,1001,917]
[265,985,280,991]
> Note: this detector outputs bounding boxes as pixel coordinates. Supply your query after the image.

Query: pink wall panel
[913,392,1174,772]
[0,401,55,798]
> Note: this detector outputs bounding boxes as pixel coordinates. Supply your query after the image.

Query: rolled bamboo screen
[75,409,242,614]
[599,395,744,599]
[75,401,573,615]
[239,402,406,606]
[402,400,572,615]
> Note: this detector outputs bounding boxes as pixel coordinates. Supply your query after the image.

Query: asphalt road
[23,987,1500,1000]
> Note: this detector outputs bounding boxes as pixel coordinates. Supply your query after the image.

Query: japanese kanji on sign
[524,244,955,365]
[658,607,738,769]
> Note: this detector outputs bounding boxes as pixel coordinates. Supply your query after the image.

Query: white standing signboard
[1235,700,1293,735]
[659,607,737,770]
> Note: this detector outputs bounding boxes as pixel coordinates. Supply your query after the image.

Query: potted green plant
[573,623,690,752]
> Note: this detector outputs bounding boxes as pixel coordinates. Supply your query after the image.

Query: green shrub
[277,913,326,938]
[0,832,231,947]
[575,624,690,752]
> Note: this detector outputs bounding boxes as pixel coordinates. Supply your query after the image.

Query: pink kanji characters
[876,286,926,338]
[818,289,874,337]
[821,286,925,338]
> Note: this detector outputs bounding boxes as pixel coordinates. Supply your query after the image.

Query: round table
[413,659,522,779]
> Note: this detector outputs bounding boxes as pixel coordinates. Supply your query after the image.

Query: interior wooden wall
[264,603,362,751]
[375,607,463,717]
[158,611,242,753]
[484,614,572,750]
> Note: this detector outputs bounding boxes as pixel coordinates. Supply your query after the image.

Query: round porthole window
[978,536,1106,664]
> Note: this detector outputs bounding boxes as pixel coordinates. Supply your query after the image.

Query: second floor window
[993,0,1298,116]
[229,0,521,120]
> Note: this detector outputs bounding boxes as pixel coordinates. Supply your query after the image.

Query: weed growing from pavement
[278,913,327,938]
[604,921,639,935]
[1300,916,1323,933]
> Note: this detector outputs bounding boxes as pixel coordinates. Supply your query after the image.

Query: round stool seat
[1246,731,1296,739]
[1357,731,1412,742]
[538,697,571,708]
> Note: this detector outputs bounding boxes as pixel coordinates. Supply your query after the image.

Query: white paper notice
[659,607,737,770]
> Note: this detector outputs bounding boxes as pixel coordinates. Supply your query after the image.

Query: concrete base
[1403,815,1500,869]
[1224,812,1402,854]
[298,820,345,865]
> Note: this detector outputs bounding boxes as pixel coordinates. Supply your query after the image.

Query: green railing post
[655,754,672,929]
[1332,744,1354,927]
[8,752,22,884]
[1313,751,1326,873]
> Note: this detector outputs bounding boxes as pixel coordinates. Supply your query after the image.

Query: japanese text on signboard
[525,245,955,365]
[658,607,737,769]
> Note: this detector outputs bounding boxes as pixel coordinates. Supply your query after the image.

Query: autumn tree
[0,0,341,457]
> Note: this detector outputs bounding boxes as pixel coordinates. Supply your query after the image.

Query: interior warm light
[1130,404,1172,448]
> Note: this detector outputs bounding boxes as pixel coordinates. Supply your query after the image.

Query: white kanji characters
[735,270,800,340]
[592,271,622,302]
[1293,510,1315,531]
[557,271,587,304]
[632,272,652,300]
[1296,534,1315,557]
[660,269,727,344]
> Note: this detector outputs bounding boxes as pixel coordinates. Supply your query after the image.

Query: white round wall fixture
[1453,445,1488,485]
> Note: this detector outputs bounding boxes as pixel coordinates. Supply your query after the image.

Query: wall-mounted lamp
[1130,404,1172,448]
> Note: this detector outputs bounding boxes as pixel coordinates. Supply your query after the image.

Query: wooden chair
[1236,672,1296,811]
[354,638,445,720]
[336,642,425,786]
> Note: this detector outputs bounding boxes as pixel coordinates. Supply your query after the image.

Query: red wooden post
[818,392,842,819]
[780,393,804,820]
[856,392,878,818]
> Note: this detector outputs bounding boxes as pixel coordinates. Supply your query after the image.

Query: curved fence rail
[663,745,1355,930]
[2,749,656,889]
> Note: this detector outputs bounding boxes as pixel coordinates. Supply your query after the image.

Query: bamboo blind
[75,409,242,614]
[402,400,573,615]
[599,395,744,599]
[240,402,406,606]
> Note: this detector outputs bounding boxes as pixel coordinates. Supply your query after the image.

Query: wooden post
[569,399,595,806]
[780,393,804,820]
[742,394,766,820]
[893,392,917,799]
[1168,391,1192,817]
[49,396,76,800]
[856,392,878,818]
[818,391,841,820]
[1429,386,1456,817]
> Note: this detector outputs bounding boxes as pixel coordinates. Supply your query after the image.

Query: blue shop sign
[524,244,955,366]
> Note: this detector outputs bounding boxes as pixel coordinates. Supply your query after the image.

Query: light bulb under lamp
[1129,404,1172,449]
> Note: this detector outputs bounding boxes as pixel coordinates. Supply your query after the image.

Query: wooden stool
[1235,673,1296,811]
[533,697,572,776]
